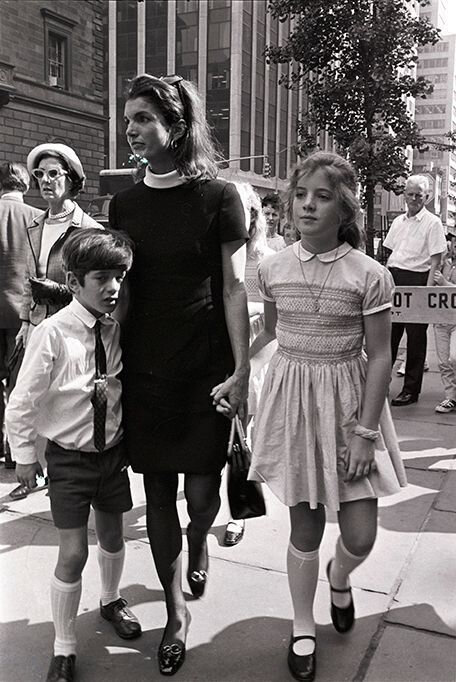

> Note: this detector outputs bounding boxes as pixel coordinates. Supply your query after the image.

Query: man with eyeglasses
[383,174,447,406]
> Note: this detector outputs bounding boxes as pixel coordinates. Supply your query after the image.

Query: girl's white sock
[51,575,82,656]
[287,543,319,655]
[98,543,125,606]
[329,536,369,608]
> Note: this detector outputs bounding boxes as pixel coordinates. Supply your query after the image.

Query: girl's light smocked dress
[249,241,407,511]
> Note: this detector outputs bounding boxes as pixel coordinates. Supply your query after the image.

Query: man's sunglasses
[32,168,68,181]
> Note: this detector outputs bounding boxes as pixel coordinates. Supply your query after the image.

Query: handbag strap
[234,414,247,445]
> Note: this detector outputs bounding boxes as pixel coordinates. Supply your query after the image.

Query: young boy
[6,228,140,682]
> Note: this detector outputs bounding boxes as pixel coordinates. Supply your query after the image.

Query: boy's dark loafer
[100,597,142,639]
[46,654,76,681]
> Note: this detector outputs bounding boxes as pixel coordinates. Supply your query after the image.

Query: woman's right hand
[15,321,30,350]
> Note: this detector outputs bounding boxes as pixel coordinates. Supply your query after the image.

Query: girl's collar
[293,241,352,262]
[143,166,185,188]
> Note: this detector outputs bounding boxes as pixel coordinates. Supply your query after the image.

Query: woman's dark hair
[286,151,364,249]
[126,74,222,181]
[63,228,134,285]
[33,152,84,198]
[0,162,30,193]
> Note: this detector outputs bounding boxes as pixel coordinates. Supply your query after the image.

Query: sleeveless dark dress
[109,177,247,474]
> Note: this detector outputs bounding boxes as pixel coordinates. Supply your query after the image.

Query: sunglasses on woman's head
[32,168,68,181]
[159,75,184,86]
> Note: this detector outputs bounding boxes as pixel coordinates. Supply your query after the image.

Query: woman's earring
[170,138,178,150]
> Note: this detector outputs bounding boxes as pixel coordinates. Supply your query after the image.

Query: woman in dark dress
[109,74,250,676]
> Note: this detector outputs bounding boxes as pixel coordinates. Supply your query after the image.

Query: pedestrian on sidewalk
[262,193,287,252]
[222,181,275,547]
[382,174,447,406]
[0,162,42,468]
[8,142,103,501]
[248,152,407,682]
[433,236,456,413]
[109,74,250,677]
[5,229,141,682]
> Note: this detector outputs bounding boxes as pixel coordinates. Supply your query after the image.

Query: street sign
[391,286,456,323]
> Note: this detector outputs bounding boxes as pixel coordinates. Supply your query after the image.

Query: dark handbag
[227,415,266,520]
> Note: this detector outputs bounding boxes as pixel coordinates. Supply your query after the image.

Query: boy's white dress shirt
[6,299,123,464]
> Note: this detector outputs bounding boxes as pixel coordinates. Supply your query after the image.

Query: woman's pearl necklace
[48,202,75,220]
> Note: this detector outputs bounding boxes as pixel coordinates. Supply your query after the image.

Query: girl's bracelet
[354,424,380,441]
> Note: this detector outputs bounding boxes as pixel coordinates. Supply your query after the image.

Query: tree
[265,0,445,255]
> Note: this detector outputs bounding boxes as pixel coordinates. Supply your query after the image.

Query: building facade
[413,0,456,231]
[0,0,106,208]
[107,0,302,194]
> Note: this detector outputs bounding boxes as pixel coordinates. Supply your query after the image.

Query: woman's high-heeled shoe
[186,524,208,598]
[326,559,355,633]
[158,641,186,676]
[157,610,191,676]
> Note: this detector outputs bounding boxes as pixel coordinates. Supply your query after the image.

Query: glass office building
[107,0,302,192]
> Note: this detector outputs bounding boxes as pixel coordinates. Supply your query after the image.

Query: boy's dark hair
[62,228,134,284]
[0,162,30,193]
[261,193,282,212]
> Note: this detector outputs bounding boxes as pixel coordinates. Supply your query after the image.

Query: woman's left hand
[344,435,378,482]
[210,371,249,420]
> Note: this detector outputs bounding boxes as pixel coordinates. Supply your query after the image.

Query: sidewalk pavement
[1,340,455,682]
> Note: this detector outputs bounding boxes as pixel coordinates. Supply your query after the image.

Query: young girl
[249,152,407,681]
[109,74,249,677]
[433,237,456,413]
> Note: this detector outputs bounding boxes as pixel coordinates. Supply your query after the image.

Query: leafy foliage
[266,0,445,251]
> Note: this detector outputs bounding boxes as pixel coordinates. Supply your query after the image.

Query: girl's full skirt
[249,350,407,511]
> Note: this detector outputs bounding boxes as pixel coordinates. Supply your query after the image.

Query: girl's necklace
[48,202,75,220]
[297,244,340,314]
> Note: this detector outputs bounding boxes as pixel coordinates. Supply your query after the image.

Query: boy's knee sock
[329,536,370,608]
[287,543,319,655]
[98,543,125,606]
[50,575,82,657]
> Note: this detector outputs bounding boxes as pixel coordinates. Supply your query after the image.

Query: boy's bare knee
[56,546,88,581]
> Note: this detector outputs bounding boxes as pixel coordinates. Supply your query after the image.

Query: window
[48,32,67,88]
[41,9,76,90]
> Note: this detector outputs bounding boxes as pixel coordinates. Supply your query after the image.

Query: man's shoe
[287,635,316,681]
[435,398,456,413]
[9,483,29,500]
[46,654,76,681]
[223,520,245,547]
[100,597,142,639]
[391,391,418,407]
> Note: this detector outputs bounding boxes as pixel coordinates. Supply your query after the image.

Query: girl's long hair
[286,152,364,249]
[233,182,270,261]
[126,74,222,181]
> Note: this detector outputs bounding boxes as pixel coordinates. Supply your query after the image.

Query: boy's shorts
[45,440,132,529]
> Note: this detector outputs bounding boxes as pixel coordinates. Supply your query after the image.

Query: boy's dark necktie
[92,319,107,452]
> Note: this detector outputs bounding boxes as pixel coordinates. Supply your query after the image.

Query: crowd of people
[0,71,451,682]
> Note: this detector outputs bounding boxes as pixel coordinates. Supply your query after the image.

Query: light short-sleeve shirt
[383,207,446,272]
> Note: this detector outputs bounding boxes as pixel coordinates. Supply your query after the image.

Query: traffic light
[262,157,271,178]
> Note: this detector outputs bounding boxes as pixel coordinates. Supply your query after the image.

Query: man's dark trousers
[389,268,429,397]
